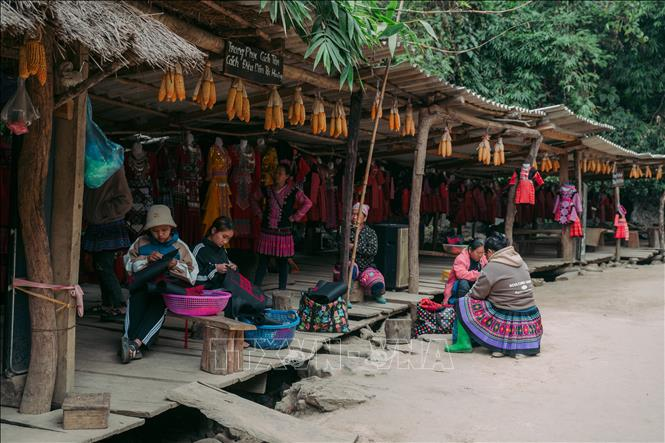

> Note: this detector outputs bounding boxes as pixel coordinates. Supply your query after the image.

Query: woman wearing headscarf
[446,233,543,358]
[335,203,386,304]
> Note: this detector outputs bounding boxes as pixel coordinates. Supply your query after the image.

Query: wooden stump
[349,281,364,303]
[62,393,110,430]
[201,326,243,375]
[385,318,412,344]
[268,289,299,310]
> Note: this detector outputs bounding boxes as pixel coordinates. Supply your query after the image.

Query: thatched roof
[0,0,205,71]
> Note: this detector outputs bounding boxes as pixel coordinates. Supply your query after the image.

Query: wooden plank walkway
[0,407,143,443]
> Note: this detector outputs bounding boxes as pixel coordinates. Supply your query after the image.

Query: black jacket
[192,238,231,289]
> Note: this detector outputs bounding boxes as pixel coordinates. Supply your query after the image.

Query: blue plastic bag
[84,99,124,188]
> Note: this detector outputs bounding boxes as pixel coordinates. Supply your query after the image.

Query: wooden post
[340,90,363,277]
[18,31,57,414]
[505,136,542,245]
[581,183,588,262]
[614,185,622,262]
[658,191,665,254]
[384,318,412,344]
[574,151,583,262]
[201,327,243,375]
[559,153,574,261]
[408,110,438,294]
[50,46,88,406]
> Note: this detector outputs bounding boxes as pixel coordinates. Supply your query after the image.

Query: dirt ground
[303,263,665,442]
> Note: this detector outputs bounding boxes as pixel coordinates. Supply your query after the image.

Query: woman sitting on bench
[443,239,487,306]
[121,205,198,363]
[192,216,238,289]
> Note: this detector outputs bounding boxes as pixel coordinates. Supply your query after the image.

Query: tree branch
[54,59,132,109]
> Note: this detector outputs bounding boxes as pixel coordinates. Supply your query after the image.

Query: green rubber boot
[445,319,473,353]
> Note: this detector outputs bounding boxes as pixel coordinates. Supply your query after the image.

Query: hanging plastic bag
[84,99,124,188]
[0,78,40,135]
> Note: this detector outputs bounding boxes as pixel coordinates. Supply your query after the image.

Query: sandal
[129,343,143,360]
[120,337,130,363]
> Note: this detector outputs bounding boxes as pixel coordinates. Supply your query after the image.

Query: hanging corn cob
[437,127,453,158]
[389,100,401,133]
[645,165,653,178]
[288,86,306,126]
[310,94,326,135]
[402,100,416,136]
[329,99,348,139]
[264,86,284,132]
[477,134,491,165]
[541,155,550,172]
[532,158,538,170]
[552,158,560,172]
[22,33,47,86]
[191,62,216,110]
[174,63,186,101]
[657,165,663,180]
[493,137,505,166]
[370,86,382,122]
[226,78,248,121]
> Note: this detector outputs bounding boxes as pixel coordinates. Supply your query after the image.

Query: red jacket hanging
[510,166,544,205]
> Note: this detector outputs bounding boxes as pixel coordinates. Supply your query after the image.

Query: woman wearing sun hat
[121,205,198,363]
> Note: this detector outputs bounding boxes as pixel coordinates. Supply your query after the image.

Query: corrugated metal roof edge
[582,135,665,161]
[408,64,546,118]
[534,104,614,131]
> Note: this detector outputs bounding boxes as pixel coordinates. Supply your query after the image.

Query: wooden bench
[170,312,256,375]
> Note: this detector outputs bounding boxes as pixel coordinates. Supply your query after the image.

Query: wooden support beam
[505,136,542,246]
[54,58,130,109]
[50,46,89,406]
[408,109,439,293]
[18,29,57,415]
[614,185,622,262]
[540,128,578,142]
[659,191,665,255]
[574,150,584,262]
[341,90,364,276]
[432,105,543,139]
[89,94,169,118]
[200,0,271,41]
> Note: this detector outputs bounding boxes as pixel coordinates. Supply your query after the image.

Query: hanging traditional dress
[202,141,232,234]
[174,142,203,246]
[125,148,155,239]
[155,144,177,211]
[614,205,629,241]
[511,164,544,205]
[553,184,583,238]
[230,142,260,250]
[261,147,278,187]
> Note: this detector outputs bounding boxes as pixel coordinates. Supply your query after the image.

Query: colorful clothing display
[511,165,544,205]
[614,205,629,240]
[553,184,583,224]
[230,143,261,250]
[174,144,203,246]
[261,147,278,186]
[202,144,232,234]
[125,151,155,238]
[154,145,177,211]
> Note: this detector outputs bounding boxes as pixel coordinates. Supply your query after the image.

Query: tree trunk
[659,191,665,254]
[505,136,542,245]
[18,31,57,414]
[340,90,363,277]
[408,110,437,294]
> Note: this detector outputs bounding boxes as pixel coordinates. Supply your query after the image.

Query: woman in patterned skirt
[253,163,312,290]
[446,233,543,358]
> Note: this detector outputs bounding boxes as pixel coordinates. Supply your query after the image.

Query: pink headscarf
[353,203,370,216]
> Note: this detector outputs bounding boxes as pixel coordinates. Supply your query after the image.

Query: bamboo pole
[345,1,404,303]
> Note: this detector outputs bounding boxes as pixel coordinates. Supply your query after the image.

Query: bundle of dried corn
[329,99,348,139]
[552,158,560,172]
[656,165,663,180]
[437,127,452,158]
[158,63,186,103]
[370,88,382,122]
[311,94,326,135]
[645,165,653,178]
[401,101,416,136]
[19,34,47,85]
[541,155,552,172]
[492,137,505,166]
[388,100,401,133]
[288,86,306,126]
[264,86,284,132]
[226,78,250,122]
[191,62,216,110]
[477,134,491,165]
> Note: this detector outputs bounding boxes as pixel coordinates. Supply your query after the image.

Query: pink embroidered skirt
[256,227,295,257]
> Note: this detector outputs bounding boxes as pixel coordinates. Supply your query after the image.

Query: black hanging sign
[224,40,283,85]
